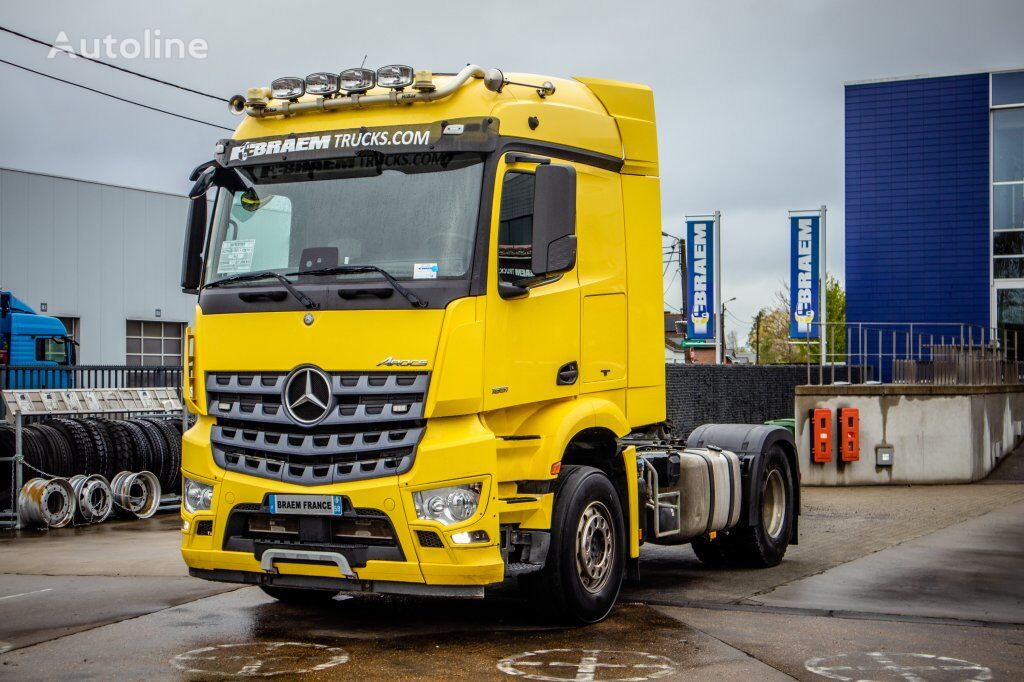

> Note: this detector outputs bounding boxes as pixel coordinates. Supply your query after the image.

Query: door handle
[556,361,579,386]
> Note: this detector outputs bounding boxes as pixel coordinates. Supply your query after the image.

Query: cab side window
[497,172,535,283]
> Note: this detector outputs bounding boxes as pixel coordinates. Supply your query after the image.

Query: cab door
[482,154,581,411]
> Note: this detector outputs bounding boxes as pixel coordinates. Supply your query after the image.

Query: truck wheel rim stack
[69,474,113,523]
[19,477,76,528]
[762,469,786,539]
[111,471,161,519]
[576,501,614,594]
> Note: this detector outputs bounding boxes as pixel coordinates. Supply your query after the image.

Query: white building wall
[0,168,195,364]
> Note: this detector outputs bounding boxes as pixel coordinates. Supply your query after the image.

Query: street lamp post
[720,297,736,364]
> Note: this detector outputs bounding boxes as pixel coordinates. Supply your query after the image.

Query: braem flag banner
[686,219,715,341]
[790,215,820,339]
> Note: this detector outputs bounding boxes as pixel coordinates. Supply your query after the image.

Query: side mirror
[181,166,215,294]
[530,164,577,278]
[181,196,207,294]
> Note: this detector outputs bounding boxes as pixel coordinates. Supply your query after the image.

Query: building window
[126,320,184,367]
[993,82,1024,281]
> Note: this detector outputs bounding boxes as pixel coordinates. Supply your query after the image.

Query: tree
[748,275,846,364]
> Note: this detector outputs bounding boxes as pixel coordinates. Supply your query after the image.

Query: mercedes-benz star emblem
[283,366,333,426]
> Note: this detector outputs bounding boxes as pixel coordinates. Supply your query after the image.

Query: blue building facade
[845,70,1024,373]
[845,74,991,331]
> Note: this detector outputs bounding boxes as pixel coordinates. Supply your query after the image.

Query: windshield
[204,152,484,285]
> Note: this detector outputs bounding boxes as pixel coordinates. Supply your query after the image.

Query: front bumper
[180,415,507,588]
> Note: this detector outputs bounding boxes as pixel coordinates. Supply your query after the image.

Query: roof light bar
[339,68,375,94]
[270,77,304,100]
[305,72,339,96]
[377,65,414,90]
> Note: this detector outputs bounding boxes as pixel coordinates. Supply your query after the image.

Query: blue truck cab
[0,291,76,388]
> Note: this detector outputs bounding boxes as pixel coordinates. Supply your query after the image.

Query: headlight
[413,482,481,525]
[183,477,214,514]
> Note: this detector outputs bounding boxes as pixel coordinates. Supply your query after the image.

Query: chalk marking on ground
[170,641,349,678]
[805,651,993,682]
[498,648,676,682]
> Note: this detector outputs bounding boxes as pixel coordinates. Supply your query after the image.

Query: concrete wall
[796,385,1024,485]
[0,168,195,364]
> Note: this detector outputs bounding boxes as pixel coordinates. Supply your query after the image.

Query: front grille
[222,504,405,564]
[195,520,213,536]
[206,370,428,486]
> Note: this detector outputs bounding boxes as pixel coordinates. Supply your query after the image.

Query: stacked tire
[0,417,182,513]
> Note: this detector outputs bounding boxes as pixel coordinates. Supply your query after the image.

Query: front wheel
[524,465,625,623]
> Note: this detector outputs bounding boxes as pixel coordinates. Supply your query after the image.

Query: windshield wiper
[203,271,319,309]
[291,265,428,308]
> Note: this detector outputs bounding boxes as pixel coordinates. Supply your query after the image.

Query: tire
[74,419,112,477]
[723,445,795,568]
[144,418,182,493]
[93,420,132,476]
[523,465,625,624]
[48,419,97,477]
[112,420,151,473]
[259,585,340,605]
[690,534,735,567]
[133,419,169,486]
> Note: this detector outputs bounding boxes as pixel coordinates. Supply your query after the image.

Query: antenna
[359,55,368,70]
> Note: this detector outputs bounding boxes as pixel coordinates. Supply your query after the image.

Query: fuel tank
[639,447,742,545]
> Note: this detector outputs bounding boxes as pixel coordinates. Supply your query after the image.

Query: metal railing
[796,322,1023,386]
[0,365,182,419]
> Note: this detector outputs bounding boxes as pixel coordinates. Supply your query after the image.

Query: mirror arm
[498,281,529,300]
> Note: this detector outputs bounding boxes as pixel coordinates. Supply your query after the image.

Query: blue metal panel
[844,74,990,379]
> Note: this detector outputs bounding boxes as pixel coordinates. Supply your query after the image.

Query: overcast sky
[2,1,1022,342]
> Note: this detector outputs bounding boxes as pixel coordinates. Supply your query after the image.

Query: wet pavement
[1,453,1023,680]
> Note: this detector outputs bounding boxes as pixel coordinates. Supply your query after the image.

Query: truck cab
[0,291,76,388]
[179,65,798,622]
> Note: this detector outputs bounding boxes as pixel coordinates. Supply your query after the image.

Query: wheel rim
[575,501,615,594]
[762,469,787,539]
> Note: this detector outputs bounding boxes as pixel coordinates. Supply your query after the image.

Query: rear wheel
[259,585,340,605]
[690,534,734,567]
[724,445,794,567]
[524,465,625,623]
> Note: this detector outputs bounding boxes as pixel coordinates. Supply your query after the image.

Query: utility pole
[678,238,687,323]
[755,310,762,365]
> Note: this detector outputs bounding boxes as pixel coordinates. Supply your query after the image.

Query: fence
[0,365,182,419]
[795,322,1023,386]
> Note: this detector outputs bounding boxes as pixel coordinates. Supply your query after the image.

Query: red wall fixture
[839,407,860,462]
[811,408,833,463]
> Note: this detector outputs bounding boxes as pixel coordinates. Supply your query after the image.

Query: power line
[0,58,234,132]
[0,25,228,102]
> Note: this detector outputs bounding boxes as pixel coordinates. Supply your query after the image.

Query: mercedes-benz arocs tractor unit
[178,64,799,623]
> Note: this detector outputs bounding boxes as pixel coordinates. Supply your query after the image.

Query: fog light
[181,519,190,533]
[183,477,214,514]
[305,72,340,96]
[412,482,482,526]
[450,530,489,545]
[270,77,305,100]
[340,68,375,94]
[376,65,414,90]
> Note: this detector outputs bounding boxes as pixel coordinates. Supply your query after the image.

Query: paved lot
[1,452,1022,680]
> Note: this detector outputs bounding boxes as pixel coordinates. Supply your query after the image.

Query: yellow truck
[178,64,799,623]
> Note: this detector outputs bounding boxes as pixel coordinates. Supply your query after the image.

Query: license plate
[268,494,346,516]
